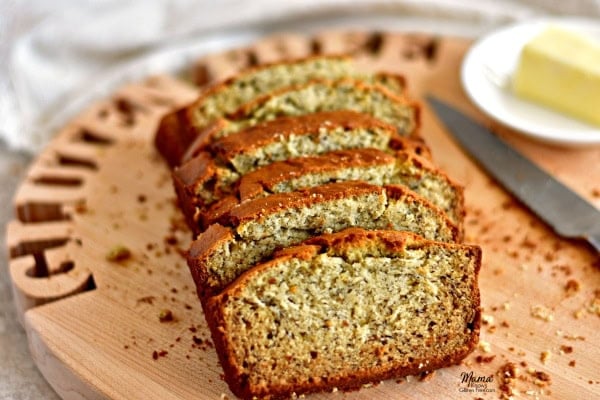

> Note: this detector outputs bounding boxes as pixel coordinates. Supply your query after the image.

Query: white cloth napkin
[1,0,600,153]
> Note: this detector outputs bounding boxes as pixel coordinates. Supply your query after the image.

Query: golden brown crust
[201,181,460,238]
[237,148,395,201]
[189,182,460,299]
[193,54,351,107]
[154,107,199,167]
[173,111,409,234]
[389,134,431,159]
[155,55,355,166]
[395,151,467,227]
[187,224,233,290]
[231,77,412,120]
[200,147,463,233]
[181,119,231,163]
[211,110,395,161]
[204,228,481,399]
[200,195,240,231]
[184,77,418,160]
[180,109,423,166]
[171,152,215,230]
[221,181,385,227]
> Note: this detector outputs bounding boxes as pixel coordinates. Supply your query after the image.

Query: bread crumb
[478,340,491,353]
[540,350,551,365]
[559,345,573,355]
[531,305,554,322]
[152,350,168,360]
[475,355,496,364]
[586,295,600,316]
[556,330,585,341]
[106,245,131,262]
[497,362,518,399]
[530,370,551,387]
[481,314,495,325]
[158,309,174,323]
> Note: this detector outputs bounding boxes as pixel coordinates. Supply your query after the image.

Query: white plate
[461,18,600,146]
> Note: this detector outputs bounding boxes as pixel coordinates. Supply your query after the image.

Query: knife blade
[427,96,600,252]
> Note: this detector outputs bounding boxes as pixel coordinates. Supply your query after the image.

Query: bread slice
[207,148,464,229]
[172,111,429,232]
[187,182,459,297]
[204,228,481,399]
[154,55,406,166]
[182,78,419,162]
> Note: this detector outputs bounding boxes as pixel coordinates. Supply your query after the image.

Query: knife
[427,96,600,253]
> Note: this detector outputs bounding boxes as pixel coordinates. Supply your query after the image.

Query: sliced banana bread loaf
[204,227,481,399]
[206,148,464,229]
[181,78,419,162]
[155,55,406,166]
[188,182,459,297]
[172,111,429,232]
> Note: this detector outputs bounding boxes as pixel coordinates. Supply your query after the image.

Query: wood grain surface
[6,31,600,400]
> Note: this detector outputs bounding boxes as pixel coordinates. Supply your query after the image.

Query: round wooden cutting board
[7,31,600,400]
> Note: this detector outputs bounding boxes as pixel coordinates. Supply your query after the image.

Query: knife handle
[587,233,600,253]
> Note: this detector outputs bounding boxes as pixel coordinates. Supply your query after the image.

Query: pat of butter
[512,26,600,126]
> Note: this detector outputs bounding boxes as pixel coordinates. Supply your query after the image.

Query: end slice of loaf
[204,228,481,400]
[182,78,420,161]
[188,181,459,297]
[206,147,464,228]
[155,55,406,166]
[172,111,429,232]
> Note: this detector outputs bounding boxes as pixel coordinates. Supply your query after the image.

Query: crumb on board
[498,361,553,399]
[159,309,174,323]
[530,305,554,322]
[560,345,574,355]
[478,340,491,353]
[152,350,168,360]
[475,355,496,364]
[556,330,585,341]
[527,369,551,387]
[497,362,518,399]
[106,245,132,262]
[540,350,551,365]
[587,292,600,316]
